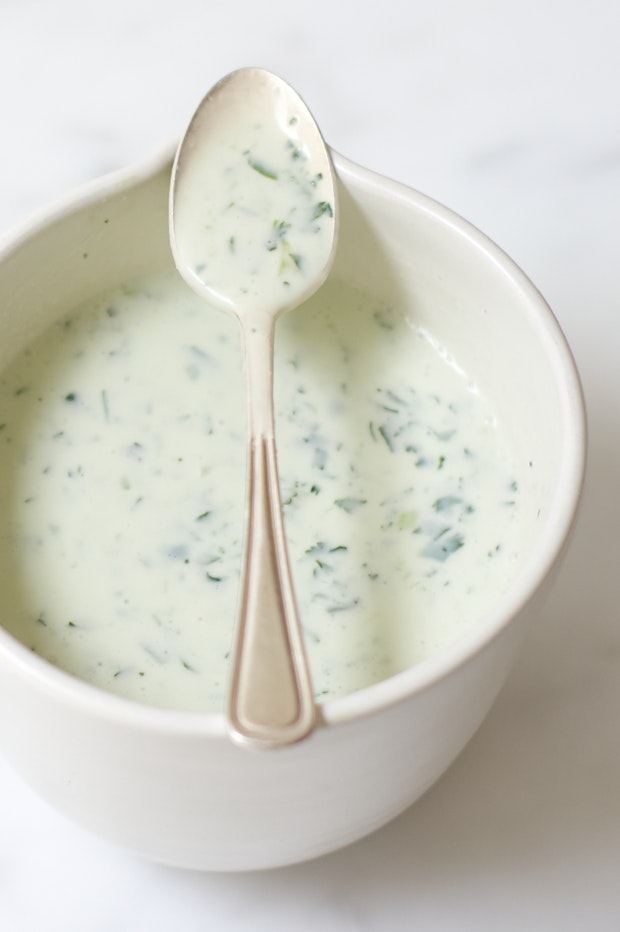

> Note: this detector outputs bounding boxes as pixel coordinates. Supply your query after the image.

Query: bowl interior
[0,150,585,720]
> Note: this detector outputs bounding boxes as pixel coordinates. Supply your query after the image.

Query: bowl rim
[0,146,587,736]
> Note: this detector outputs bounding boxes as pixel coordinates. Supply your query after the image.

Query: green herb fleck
[312,201,333,220]
[313,446,328,470]
[286,140,303,160]
[423,533,465,562]
[142,644,168,664]
[378,424,394,451]
[266,219,291,251]
[397,511,417,531]
[373,308,395,331]
[327,599,360,614]
[386,389,406,405]
[314,559,329,571]
[247,156,278,180]
[433,496,463,513]
[335,497,367,514]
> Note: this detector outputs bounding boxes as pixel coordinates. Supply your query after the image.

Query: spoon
[169,68,338,748]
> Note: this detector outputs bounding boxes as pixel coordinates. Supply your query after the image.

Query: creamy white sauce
[172,99,335,315]
[0,272,523,711]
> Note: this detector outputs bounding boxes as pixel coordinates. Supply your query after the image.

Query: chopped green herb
[433,496,463,513]
[142,644,168,664]
[266,219,291,251]
[334,497,367,514]
[378,424,394,451]
[423,533,465,562]
[247,155,278,180]
[386,389,406,406]
[327,599,360,614]
[286,140,303,160]
[397,510,417,531]
[373,308,395,331]
[312,201,333,220]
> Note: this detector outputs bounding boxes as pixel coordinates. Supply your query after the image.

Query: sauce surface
[0,272,523,711]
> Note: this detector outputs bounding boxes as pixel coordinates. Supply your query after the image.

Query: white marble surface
[0,1,618,928]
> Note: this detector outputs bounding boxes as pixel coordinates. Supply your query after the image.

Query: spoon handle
[227,319,315,748]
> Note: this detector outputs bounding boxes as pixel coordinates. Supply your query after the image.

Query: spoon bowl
[170,68,338,748]
[171,68,338,317]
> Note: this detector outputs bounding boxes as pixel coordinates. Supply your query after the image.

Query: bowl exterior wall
[0,601,528,870]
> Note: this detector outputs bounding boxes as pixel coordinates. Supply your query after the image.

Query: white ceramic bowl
[0,148,585,871]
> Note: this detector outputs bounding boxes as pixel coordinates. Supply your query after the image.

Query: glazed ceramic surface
[0,149,585,870]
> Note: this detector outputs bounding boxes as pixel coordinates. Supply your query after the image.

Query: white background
[1,1,618,929]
